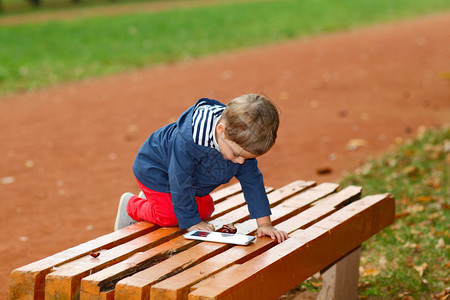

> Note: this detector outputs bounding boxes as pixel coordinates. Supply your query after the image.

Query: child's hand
[256,224,288,243]
[256,216,289,243]
[187,221,215,232]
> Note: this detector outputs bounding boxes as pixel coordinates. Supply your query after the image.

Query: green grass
[297,127,450,298]
[1,0,450,95]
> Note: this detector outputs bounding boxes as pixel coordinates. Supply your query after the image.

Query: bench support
[318,246,361,300]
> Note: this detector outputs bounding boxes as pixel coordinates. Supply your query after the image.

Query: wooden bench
[9,180,395,300]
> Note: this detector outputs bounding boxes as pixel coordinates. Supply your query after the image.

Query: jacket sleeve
[167,136,202,229]
[235,159,271,219]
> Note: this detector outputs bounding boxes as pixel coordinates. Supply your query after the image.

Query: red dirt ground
[1,12,449,299]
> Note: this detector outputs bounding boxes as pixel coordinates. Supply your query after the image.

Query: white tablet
[183,230,256,246]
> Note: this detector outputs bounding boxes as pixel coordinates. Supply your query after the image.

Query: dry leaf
[395,211,410,219]
[316,166,332,175]
[310,281,322,288]
[416,196,432,203]
[361,268,380,277]
[403,165,418,176]
[407,204,425,213]
[1,176,15,184]
[379,256,387,269]
[435,238,445,249]
[433,287,450,300]
[413,262,428,277]
[346,138,368,151]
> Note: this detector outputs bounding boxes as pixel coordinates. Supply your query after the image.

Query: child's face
[217,134,257,164]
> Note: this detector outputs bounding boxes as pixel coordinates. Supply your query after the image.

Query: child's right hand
[187,221,215,232]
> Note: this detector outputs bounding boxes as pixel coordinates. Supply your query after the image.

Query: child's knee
[197,195,214,220]
[157,214,178,227]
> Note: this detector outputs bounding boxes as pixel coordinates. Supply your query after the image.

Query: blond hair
[221,94,279,155]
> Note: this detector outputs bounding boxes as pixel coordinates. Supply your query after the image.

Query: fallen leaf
[19,236,29,242]
[361,268,380,277]
[424,178,441,189]
[407,204,425,213]
[346,138,368,151]
[395,211,410,219]
[379,256,387,269]
[413,262,428,277]
[338,110,348,117]
[435,238,445,249]
[416,196,432,203]
[24,160,35,168]
[403,165,418,176]
[1,176,15,184]
[316,166,332,175]
[433,287,450,300]
[404,256,414,267]
[125,124,139,141]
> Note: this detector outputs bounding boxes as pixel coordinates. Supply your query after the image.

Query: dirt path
[1,12,449,298]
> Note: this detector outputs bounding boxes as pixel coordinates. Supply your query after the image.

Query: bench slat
[210,180,315,228]
[9,222,157,300]
[210,183,242,204]
[188,194,395,300]
[45,227,182,299]
[80,235,198,299]
[210,187,273,219]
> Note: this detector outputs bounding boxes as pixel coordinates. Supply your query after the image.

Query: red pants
[127,179,214,227]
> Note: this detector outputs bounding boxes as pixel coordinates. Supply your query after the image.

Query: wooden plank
[80,236,198,299]
[210,183,242,204]
[150,238,275,300]
[9,222,157,300]
[115,241,233,300]
[210,187,273,219]
[149,184,356,300]
[275,185,361,233]
[210,180,315,228]
[188,194,395,300]
[45,227,182,299]
[312,185,362,208]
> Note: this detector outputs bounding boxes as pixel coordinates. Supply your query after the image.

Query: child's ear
[216,122,226,135]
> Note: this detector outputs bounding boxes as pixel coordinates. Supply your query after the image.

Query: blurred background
[1,0,449,299]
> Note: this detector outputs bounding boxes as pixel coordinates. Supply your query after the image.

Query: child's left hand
[256,223,289,243]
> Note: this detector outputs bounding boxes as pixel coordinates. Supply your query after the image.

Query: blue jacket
[133,98,271,229]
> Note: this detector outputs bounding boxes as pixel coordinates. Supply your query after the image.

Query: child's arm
[256,216,289,243]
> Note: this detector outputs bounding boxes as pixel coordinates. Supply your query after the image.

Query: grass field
[1,0,450,95]
[294,127,449,299]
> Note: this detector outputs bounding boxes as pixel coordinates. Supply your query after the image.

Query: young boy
[114,94,288,243]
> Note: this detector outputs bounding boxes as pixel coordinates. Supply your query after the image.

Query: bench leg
[318,246,361,300]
